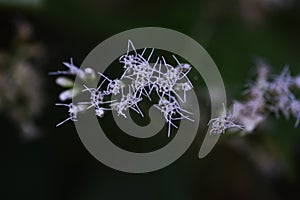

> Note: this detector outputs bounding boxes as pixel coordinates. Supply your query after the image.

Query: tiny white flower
[55,77,74,87]
[290,100,300,127]
[95,107,105,118]
[84,67,96,80]
[55,103,86,126]
[49,58,85,79]
[294,75,300,89]
[208,104,243,134]
[59,89,73,101]
[233,101,265,133]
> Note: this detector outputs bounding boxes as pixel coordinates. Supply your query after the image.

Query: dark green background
[1,0,300,199]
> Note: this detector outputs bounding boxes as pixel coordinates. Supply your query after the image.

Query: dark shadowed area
[1,0,300,199]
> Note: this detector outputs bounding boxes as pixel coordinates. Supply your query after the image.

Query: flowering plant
[51,41,300,136]
[51,40,194,137]
[209,60,300,135]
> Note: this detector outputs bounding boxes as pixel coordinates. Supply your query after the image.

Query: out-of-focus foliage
[0,19,44,139]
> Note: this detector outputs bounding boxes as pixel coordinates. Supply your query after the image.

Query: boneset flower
[290,99,300,127]
[52,40,195,137]
[55,103,86,127]
[208,104,244,134]
[211,61,300,135]
[52,43,300,137]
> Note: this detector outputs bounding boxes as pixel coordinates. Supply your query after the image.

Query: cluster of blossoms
[52,41,300,136]
[209,60,300,135]
[51,40,194,137]
[208,104,244,134]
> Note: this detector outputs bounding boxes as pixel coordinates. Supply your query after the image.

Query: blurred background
[1,0,300,199]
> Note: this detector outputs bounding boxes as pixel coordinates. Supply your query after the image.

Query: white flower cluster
[208,104,244,134]
[267,66,300,127]
[231,64,269,133]
[51,40,194,137]
[210,60,300,135]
